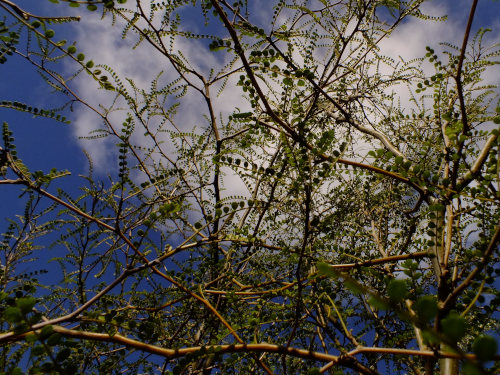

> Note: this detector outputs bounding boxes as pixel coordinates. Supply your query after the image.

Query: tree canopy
[0,0,499,374]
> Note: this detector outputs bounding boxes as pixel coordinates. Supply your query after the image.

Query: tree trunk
[431,203,458,375]
[439,356,459,375]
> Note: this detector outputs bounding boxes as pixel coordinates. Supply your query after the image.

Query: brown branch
[3,161,256,369]
[209,0,425,195]
[0,262,154,342]
[8,325,339,362]
[0,178,23,184]
[443,224,500,309]
[348,346,481,360]
[454,0,478,134]
[0,0,79,21]
[197,287,275,375]
[455,132,499,193]
[324,251,431,270]
[4,157,269,374]
[6,326,494,371]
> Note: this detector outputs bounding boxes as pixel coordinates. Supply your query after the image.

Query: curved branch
[443,224,500,309]
[4,326,492,372]
[0,0,80,21]
[455,0,479,134]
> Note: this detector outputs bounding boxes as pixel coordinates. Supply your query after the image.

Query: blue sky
[0,0,498,285]
[0,0,499,372]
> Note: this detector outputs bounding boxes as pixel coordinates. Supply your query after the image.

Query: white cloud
[48,0,499,197]
[53,2,255,205]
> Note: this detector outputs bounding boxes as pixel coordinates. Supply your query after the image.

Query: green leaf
[160,202,181,215]
[39,325,54,339]
[387,279,407,302]
[307,369,321,375]
[16,297,36,314]
[46,333,62,346]
[32,345,45,356]
[472,334,497,362]
[56,347,71,361]
[421,330,440,346]
[317,262,338,278]
[415,295,437,321]
[232,112,252,119]
[25,334,37,343]
[368,295,388,310]
[3,307,23,323]
[462,363,482,375]
[40,363,53,372]
[441,312,465,341]
[345,280,363,295]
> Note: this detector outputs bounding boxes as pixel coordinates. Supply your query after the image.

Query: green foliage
[0,102,70,123]
[387,279,408,302]
[415,295,438,322]
[441,311,465,342]
[0,20,19,64]
[0,0,499,374]
[307,368,321,375]
[472,335,498,362]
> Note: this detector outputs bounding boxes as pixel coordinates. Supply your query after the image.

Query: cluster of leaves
[0,0,499,374]
[0,19,19,64]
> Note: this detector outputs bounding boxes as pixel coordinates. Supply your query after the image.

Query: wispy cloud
[57,1,498,180]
